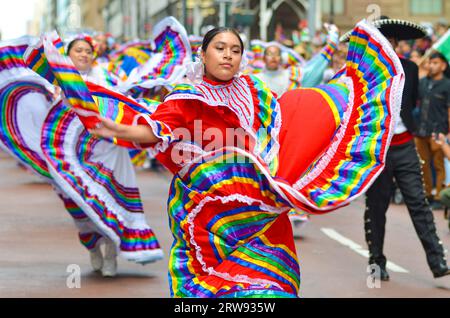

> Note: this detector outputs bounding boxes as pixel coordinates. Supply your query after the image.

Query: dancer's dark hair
[67,39,94,55]
[202,27,244,55]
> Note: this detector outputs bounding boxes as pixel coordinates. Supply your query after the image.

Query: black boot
[432,263,450,278]
[380,267,390,281]
[368,262,390,281]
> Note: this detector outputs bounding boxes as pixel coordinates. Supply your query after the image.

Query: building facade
[31,0,450,41]
[321,0,450,31]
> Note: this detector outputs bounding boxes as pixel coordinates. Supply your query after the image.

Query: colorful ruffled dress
[0,37,163,264]
[29,20,404,297]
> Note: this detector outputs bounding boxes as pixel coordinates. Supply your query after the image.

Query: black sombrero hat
[340,16,427,42]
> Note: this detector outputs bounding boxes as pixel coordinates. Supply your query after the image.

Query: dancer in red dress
[36,20,404,297]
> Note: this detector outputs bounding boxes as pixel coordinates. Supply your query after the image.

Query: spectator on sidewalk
[415,52,450,210]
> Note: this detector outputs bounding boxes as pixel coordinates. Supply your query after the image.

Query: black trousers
[364,140,446,271]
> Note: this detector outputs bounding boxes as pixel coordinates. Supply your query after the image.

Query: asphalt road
[1,150,449,298]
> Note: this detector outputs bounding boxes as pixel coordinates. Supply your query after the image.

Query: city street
[1,150,450,298]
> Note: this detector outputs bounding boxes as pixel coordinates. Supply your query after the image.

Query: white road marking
[321,228,409,273]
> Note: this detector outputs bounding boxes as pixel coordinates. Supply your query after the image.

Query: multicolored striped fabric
[0,42,105,254]
[248,75,281,175]
[93,64,120,87]
[0,36,164,262]
[308,83,348,127]
[164,83,204,99]
[117,17,191,95]
[188,35,203,61]
[22,30,174,170]
[0,37,105,253]
[128,149,149,167]
[168,149,297,298]
[0,36,33,71]
[0,36,55,179]
[41,101,163,263]
[320,40,338,61]
[279,21,404,212]
[24,31,64,86]
[108,40,152,63]
[287,66,302,90]
[107,41,152,81]
[57,192,104,251]
[135,96,161,112]
[87,82,176,151]
[24,31,101,130]
[0,81,53,179]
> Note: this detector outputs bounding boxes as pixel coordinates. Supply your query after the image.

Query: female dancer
[53,35,164,276]
[18,16,191,276]
[35,20,404,297]
[0,36,164,278]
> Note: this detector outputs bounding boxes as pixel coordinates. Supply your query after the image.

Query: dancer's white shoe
[102,239,118,277]
[89,247,104,272]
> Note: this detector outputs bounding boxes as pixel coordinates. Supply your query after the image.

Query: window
[321,0,345,15]
[410,0,442,15]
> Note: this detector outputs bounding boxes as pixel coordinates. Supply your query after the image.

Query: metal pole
[260,0,267,41]
[316,0,322,30]
[193,0,203,36]
[244,0,251,47]
[308,0,316,40]
[52,0,58,30]
[181,0,187,27]
[219,0,226,27]
[330,0,335,24]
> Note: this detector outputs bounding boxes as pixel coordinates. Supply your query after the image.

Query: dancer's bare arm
[89,117,159,144]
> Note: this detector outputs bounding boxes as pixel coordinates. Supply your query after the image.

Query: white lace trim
[119,248,164,264]
[0,76,54,183]
[44,114,153,235]
[165,76,281,169]
[283,20,404,211]
[186,193,289,289]
[197,77,255,129]
[262,92,282,169]
[175,146,294,208]
[132,113,174,157]
[174,142,209,174]
[0,70,54,92]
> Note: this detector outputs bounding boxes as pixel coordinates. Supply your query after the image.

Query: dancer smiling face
[200,29,244,83]
[67,39,95,73]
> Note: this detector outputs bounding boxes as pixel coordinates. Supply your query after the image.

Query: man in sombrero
[344,16,450,281]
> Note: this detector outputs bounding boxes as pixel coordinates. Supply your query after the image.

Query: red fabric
[297,67,384,202]
[390,131,413,146]
[147,98,251,175]
[276,88,338,183]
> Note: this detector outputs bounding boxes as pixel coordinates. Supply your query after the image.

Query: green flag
[433,29,450,62]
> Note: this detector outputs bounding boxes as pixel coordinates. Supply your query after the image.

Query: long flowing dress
[0,37,163,264]
[29,20,404,297]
